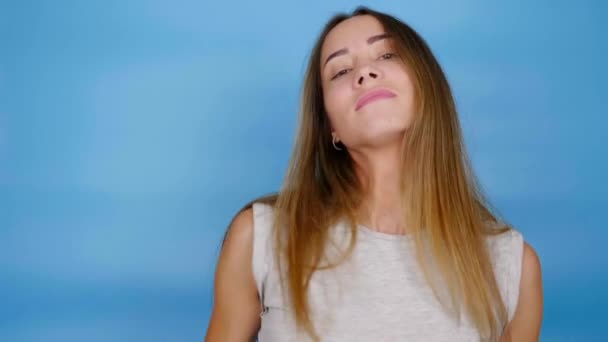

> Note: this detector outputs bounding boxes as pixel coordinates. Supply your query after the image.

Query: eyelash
[331,52,397,80]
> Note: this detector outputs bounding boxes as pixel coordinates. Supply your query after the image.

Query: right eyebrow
[322,33,392,70]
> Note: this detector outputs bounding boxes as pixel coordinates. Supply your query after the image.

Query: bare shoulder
[520,242,543,310]
[522,242,542,285]
[205,207,261,341]
[502,241,543,341]
[224,207,256,247]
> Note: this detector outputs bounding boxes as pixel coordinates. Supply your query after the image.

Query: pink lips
[355,88,396,111]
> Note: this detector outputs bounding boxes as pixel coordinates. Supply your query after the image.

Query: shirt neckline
[356,223,414,241]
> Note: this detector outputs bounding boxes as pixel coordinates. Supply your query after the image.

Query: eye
[331,68,350,80]
[379,52,397,60]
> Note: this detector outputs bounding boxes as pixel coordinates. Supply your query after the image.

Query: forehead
[320,15,386,61]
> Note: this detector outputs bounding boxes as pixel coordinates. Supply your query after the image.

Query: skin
[501,243,544,341]
[205,208,260,341]
[320,15,415,234]
[205,14,543,342]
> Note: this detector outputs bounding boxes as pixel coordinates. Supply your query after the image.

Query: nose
[357,71,378,86]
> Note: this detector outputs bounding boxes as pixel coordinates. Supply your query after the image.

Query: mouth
[355,88,396,111]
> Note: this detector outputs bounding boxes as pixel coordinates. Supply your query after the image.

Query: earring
[332,135,343,151]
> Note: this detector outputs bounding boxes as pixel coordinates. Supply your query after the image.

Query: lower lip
[356,93,395,111]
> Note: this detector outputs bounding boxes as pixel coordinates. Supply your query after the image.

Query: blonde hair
[229,6,512,341]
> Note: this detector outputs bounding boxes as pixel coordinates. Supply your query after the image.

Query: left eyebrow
[367,32,391,45]
[323,33,392,70]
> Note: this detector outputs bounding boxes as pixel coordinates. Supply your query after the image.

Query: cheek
[392,67,416,107]
[323,82,353,126]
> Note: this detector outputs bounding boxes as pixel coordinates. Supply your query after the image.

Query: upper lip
[355,88,396,111]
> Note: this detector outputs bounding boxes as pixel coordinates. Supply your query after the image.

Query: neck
[350,143,407,234]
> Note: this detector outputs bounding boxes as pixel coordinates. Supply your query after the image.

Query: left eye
[379,52,397,60]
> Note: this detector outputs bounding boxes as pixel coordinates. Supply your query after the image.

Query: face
[320,15,415,149]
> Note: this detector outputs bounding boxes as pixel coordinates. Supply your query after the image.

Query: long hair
[228,6,512,341]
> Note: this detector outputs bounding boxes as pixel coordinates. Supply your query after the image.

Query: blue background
[1,1,606,341]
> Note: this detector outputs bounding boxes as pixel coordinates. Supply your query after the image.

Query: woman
[206,6,543,342]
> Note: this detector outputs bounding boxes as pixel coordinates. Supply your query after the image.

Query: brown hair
[227,5,511,341]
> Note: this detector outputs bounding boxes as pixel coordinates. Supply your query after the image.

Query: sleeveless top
[251,202,524,341]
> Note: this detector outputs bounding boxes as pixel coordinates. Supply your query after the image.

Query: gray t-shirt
[252,202,523,341]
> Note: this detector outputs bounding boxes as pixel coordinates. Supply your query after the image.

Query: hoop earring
[332,135,343,151]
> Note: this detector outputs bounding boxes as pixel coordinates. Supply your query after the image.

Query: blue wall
[1,1,606,340]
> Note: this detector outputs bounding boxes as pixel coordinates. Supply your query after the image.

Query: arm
[205,208,261,341]
[501,242,544,341]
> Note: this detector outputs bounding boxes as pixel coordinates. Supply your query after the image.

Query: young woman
[205,6,543,342]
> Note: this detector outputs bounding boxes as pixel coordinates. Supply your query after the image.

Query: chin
[360,127,407,144]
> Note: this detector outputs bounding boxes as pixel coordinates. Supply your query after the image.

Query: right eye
[331,68,350,80]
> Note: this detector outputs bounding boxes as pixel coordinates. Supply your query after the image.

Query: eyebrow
[323,33,392,69]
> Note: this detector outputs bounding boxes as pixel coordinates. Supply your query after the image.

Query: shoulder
[513,237,542,306]
[206,207,262,340]
[216,207,256,288]
[226,207,255,244]
[484,227,524,265]
[483,228,526,317]
[484,227,543,339]
[521,242,541,280]
[519,241,543,313]
[503,240,543,340]
[223,202,273,249]
[228,202,276,296]
[219,202,277,286]
[484,227,526,273]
